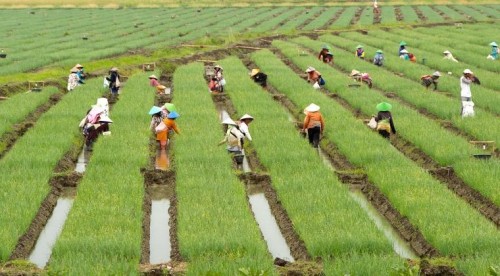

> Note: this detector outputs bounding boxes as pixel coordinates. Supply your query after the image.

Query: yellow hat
[350,69,360,76]
[250,69,260,77]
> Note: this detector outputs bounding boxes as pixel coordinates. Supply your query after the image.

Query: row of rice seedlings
[218,56,405,274]
[451,5,492,21]
[301,7,341,31]
[251,7,304,34]
[405,25,500,73]
[47,72,152,274]
[251,48,500,275]
[0,87,58,140]
[331,32,500,116]
[319,34,499,142]
[286,37,500,207]
[380,6,399,24]
[331,6,358,27]
[398,5,420,22]
[357,7,375,26]
[416,5,446,21]
[275,7,323,31]
[366,29,500,92]
[0,79,104,261]
[172,63,275,274]
[208,7,259,37]
[472,5,500,18]
[433,5,469,20]
[229,7,285,34]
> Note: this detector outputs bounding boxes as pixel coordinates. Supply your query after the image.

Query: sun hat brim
[240,114,254,121]
[163,103,177,112]
[148,106,162,115]
[222,118,237,126]
[305,103,320,112]
[376,102,392,112]
[167,111,180,119]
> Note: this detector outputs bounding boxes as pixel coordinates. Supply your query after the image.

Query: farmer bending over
[421,71,441,90]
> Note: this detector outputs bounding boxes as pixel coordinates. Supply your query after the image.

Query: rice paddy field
[0,1,499,275]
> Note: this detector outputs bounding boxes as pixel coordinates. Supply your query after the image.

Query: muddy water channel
[318,149,417,259]
[28,149,89,268]
[150,199,171,264]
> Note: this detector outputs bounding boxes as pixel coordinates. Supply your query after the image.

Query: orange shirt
[303,112,324,131]
[307,71,321,83]
[156,118,180,141]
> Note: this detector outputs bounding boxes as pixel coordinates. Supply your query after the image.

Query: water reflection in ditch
[28,198,74,268]
[74,147,89,173]
[155,149,169,171]
[150,199,171,264]
[249,193,294,262]
[317,148,417,259]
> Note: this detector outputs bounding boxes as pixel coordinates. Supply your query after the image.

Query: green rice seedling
[331,6,358,27]
[0,79,103,261]
[219,56,405,274]
[0,87,58,140]
[398,6,420,23]
[432,5,469,21]
[318,33,499,142]
[357,7,375,26]
[473,5,500,19]
[416,5,446,22]
[301,7,341,31]
[172,63,275,274]
[48,72,153,274]
[380,6,399,24]
[252,48,500,270]
[285,36,500,206]
[251,7,304,33]
[451,5,492,21]
[276,7,323,31]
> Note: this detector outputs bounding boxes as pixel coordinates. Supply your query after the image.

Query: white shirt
[238,121,252,141]
[460,76,472,98]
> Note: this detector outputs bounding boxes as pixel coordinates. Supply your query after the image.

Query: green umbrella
[376,102,392,112]
[163,103,177,112]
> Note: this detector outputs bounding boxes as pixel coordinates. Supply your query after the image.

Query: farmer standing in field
[250,69,268,87]
[318,44,334,64]
[239,114,254,142]
[374,102,396,139]
[302,103,324,148]
[420,71,441,91]
[218,117,245,154]
[67,67,79,91]
[355,45,365,59]
[155,111,180,150]
[373,50,384,66]
[107,67,121,96]
[443,50,458,62]
[460,69,480,117]
[487,42,498,60]
[213,65,225,92]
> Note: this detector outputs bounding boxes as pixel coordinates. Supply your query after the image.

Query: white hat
[70,67,78,73]
[221,118,237,126]
[304,103,320,112]
[214,64,223,70]
[305,66,315,73]
[239,114,254,121]
[99,115,113,123]
[350,69,360,76]
[75,64,83,68]
[443,50,451,55]
[400,49,408,54]
[148,74,158,79]
[110,67,118,72]
[463,69,473,74]
[432,71,441,77]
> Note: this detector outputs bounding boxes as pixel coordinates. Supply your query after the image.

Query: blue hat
[167,111,179,119]
[148,106,162,115]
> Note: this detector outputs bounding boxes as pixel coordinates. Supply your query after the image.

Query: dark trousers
[307,126,321,148]
[378,130,390,139]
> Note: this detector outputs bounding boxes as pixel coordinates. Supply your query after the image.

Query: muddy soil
[320,7,346,30]
[413,6,428,21]
[350,7,365,25]
[419,259,463,276]
[429,6,451,21]
[394,6,404,21]
[296,7,327,30]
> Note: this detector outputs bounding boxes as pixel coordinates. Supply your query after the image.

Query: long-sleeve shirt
[303,111,324,132]
[156,118,180,142]
[67,73,79,91]
[421,75,439,90]
[373,53,384,66]
[307,70,321,83]
[443,54,458,62]
[375,111,396,134]
[239,121,252,141]
[355,49,365,58]
[150,78,160,87]
[460,76,472,98]
[220,126,245,151]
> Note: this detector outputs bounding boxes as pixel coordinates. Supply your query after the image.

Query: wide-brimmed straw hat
[356,44,363,49]
[70,67,78,73]
[214,64,223,70]
[149,74,158,79]
[432,71,441,77]
[376,49,383,54]
[350,69,361,76]
[443,50,451,55]
[99,115,113,123]
[463,69,473,75]
[304,103,320,113]
[376,102,392,112]
[221,117,237,126]
[490,42,498,47]
[240,114,254,121]
[110,67,118,72]
[400,49,409,54]
[75,64,83,68]
[148,106,162,115]
[163,103,177,112]
[305,66,316,73]
[250,69,260,77]
[167,111,179,119]
[399,41,407,46]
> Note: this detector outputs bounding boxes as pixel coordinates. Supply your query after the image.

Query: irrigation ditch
[3,84,125,273]
[207,65,322,275]
[273,46,500,228]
